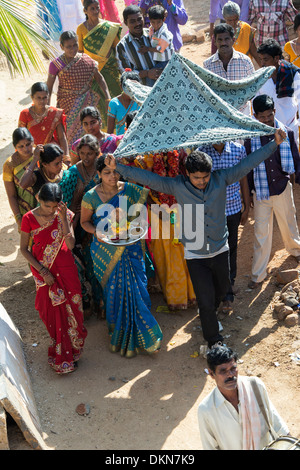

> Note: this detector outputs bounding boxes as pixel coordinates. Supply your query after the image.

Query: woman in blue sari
[80,155,162,357]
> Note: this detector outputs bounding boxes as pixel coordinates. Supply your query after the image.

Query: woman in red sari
[20,183,87,374]
[18,82,70,165]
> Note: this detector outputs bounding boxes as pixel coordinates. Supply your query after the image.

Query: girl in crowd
[64,135,104,318]
[20,183,87,374]
[3,128,37,230]
[77,0,122,125]
[107,69,141,135]
[80,155,162,357]
[70,106,122,165]
[18,82,70,165]
[19,143,68,196]
[46,30,110,146]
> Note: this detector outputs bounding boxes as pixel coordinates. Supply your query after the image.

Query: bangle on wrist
[27,167,34,173]
[64,232,72,239]
[14,213,22,221]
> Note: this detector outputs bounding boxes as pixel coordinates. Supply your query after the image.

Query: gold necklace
[31,106,48,122]
[82,163,97,182]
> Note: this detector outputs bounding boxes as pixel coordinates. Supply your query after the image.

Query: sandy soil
[0,0,299,451]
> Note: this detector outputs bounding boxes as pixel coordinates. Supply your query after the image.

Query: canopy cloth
[114,53,276,159]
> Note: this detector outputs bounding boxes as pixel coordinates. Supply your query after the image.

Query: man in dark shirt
[245,94,300,289]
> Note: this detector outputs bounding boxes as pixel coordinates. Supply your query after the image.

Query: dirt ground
[0,0,299,451]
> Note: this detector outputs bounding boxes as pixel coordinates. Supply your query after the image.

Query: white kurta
[56,0,85,32]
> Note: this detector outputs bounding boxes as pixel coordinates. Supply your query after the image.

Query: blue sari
[82,182,163,357]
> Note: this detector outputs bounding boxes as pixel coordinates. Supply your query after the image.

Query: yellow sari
[233,21,255,57]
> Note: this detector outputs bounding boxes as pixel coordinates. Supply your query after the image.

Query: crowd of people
[2,0,300,450]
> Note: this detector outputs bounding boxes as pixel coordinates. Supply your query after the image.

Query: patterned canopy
[114,53,275,159]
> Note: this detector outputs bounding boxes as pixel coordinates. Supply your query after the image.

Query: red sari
[21,210,87,374]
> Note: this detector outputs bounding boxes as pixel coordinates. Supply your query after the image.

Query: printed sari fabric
[2,153,37,216]
[77,21,122,125]
[48,53,100,146]
[81,182,163,357]
[21,210,87,374]
[99,0,121,23]
[18,106,67,146]
[134,151,196,310]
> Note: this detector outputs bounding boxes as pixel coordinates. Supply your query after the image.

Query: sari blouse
[18,106,67,146]
[283,41,300,68]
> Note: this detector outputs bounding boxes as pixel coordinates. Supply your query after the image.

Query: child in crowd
[140,5,174,70]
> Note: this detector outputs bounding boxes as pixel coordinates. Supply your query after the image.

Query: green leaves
[0,0,56,75]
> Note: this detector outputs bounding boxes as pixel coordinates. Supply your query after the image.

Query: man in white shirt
[198,345,289,450]
[256,38,300,146]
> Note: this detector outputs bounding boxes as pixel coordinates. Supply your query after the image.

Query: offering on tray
[109,207,130,240]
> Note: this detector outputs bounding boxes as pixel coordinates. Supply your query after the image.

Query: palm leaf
[0,0,57,75]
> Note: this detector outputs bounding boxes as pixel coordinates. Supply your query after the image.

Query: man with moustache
[198,345,289,450]
[203,23,255,115]
[116,5,162,86]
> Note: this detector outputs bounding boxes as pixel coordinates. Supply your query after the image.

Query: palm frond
[0,0,58,75]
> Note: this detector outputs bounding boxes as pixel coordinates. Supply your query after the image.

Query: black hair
[148,5,165,20]
[60,30,77,46]
[206,345,238,373]
[80,106,102,123]
[185,150,212,174]
[31,82,49,96]
[213,23,234,39]
[12,127,34,147]
[257,38,282,58]
[126,110,138,129]
[77,134,100,154]
[96,154,107,173]
[40,144,64,164]
[120,69,141,89]
[253,94,275,114]
[38,183,62,202]
[293,13,300,32]
[123,5,142,23]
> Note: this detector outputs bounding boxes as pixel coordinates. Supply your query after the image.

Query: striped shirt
[198,141,247,216]
[149,23,174,63]
[248,0,297,47]
[115,28,155,86]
